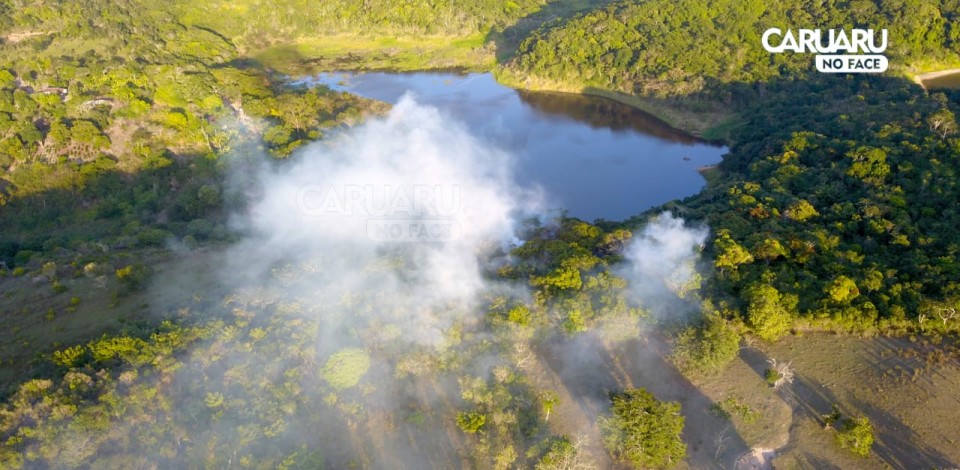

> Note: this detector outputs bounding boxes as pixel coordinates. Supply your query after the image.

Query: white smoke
[19,94,724,469]
[620,213,709,315]
[222,95,542,344]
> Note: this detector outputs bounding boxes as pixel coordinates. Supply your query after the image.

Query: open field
[693,333,960,469]
[254,34,495,73]
[0,249,224,397]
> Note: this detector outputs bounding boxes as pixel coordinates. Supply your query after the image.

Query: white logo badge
[762,28,889,73]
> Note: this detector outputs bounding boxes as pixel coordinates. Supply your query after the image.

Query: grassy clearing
[0,250,224,397]
[0,270,147,395]
[254,34,496,73]
[691,333,960,468]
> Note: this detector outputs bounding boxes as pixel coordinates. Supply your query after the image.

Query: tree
[673,309,740,372]
[845,147,889,186]
[927,108,957,139]
[835,416,874,457]
[321,348,370,390]
[825,276,859,303]
[600,388,686,469]
[745,284,793,341]
[714,232,753,274]
[785,199,819,221]
[535,435,597,470]
[456,410,486,433]
[754,238,788,263]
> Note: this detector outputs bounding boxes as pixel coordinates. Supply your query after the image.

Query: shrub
[456,411,486,434]
[115,262,151,293]
[836,416,874,457]
[321,348,370,390]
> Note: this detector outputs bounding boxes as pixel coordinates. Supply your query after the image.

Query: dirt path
[531,333,751,469]
[4,30,53,43]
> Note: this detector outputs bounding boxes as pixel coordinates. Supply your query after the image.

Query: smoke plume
[222,95,542,345]
[620,212,709,317]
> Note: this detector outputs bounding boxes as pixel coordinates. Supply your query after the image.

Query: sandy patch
[736,447,776,470]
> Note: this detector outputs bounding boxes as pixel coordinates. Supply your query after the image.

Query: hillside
[506,0,960,99]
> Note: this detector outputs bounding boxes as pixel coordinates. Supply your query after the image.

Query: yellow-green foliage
[321,348,371,390]
[511,0,960,97]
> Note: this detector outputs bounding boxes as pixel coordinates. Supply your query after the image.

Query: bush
[321,348,370,390]
[115,262,151,293]
[673,312,740,373]
[764,368,780,387]
[835,416,874,457]
[456,411,486,434]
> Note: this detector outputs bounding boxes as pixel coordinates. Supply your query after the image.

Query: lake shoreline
[492,68,737,143]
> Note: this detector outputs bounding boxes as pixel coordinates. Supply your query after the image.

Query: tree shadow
[739,344,840,424]
[538,332,626,420]
[538,331,752,469]
[515,89,718,145]
[621,334,752,469]
[849,394,957,469]
[791,452,844,470]
[740,341,959,469]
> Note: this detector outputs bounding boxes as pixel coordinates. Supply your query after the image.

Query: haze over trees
[2,0,960,467]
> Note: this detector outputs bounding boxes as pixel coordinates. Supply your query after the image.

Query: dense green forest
[497,0,960,337]
[677,75,960,338]
[175,0,549,49]
[506,0,960,99]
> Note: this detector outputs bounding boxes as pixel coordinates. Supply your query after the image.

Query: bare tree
[714,426,731,462]
[936,307,957,327]
[767,358,794,389]
[927,108,958,139]
[514,342,535,369]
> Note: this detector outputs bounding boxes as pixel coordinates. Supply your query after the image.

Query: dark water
[923,71,960,90]
[302,72,725,221]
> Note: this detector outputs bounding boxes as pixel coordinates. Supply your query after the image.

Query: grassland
[254,34,496,73]
[691,333,960,468]
[0,249,224,398]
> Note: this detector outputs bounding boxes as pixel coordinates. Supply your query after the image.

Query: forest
[507,0,960,98]
[501,0,960,337]
[2,0,960,468]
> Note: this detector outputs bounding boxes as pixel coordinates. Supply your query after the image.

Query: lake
[301,72,725,221]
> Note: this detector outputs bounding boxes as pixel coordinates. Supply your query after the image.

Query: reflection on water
[515,90,702,145]
[300,72,726,221]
